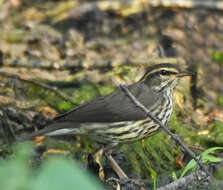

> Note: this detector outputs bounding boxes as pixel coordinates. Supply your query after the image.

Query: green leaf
[202,155,222,163]
[12,142,34,162]
[0,160,30,190]
[180,159,197,178]
[33,157,105,190]
[172,171,178,181]
[0,143,105,190]
[148,167,157,190]
[201,147,223,156]
[0,143,34,190]
[180,147,223,178]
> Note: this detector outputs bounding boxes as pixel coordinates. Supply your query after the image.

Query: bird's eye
[161,70,168,75]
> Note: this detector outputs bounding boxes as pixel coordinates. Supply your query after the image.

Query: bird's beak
[177,70,194,77]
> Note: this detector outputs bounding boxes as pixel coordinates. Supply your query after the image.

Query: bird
[19,63,193,178]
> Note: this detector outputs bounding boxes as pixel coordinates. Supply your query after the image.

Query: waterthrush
[20,63,192,178]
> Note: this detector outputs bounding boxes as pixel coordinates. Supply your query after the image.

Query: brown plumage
[19,63,192,143]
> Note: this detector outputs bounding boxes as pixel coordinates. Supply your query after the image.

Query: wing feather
[54,82,158,123]
[18,82,159,141]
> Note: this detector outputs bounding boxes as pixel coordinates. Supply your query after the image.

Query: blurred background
[0,0,223,189]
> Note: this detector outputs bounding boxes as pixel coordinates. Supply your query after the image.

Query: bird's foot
[106,177,145,189]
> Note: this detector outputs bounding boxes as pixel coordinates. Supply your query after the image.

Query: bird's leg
[97,143,128,179]
[96,144,145,188]
[105,152,128,179]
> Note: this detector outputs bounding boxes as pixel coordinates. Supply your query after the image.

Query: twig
[120,85,212,178]
[147,0,223,10]
[2,58,178,71]
[72,0,223,19]
[99,0,223,12]
[127,58,178,65]
[0,106,16,145]
[52,0,223,24]
[0,71,76,105]
[157,169,208,190]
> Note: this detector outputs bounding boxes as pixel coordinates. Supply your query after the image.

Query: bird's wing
[17,82,159,141]
[54,82,158,123]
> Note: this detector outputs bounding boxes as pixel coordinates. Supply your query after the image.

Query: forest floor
[0,1,223,190]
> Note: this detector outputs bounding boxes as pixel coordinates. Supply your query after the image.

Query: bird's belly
[83,121,159,144]
[82,109,173,144]
[139,94,173,138]
[81,121,143,143]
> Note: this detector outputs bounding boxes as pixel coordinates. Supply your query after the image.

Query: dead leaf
[174,91,184,109]
[43,149,70,157]
[34,136,45,143]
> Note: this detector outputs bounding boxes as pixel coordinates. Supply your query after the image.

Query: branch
[71,0,223,19]
[0,71,76,105]
[0,106,16,145]
[157,170,207,190]
[53,0,223,23]
[120,85,212,179]
[2,58,178,71]
[147,0,223,10]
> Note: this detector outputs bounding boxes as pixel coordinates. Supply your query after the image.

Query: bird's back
[54,82,158,123]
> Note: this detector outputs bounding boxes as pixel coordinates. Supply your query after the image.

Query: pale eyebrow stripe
[142,68,179,78]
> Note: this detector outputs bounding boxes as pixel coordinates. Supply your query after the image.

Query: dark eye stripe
[159,70,177,75]
[147,70,177,77]
[140,69,178,81]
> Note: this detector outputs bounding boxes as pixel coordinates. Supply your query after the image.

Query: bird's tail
[17,122,81,142]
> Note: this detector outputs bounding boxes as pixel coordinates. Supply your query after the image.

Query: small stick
[2,58,178,70]
[0,71,76,105]
[120,85,212,178]
[157,169,207,190]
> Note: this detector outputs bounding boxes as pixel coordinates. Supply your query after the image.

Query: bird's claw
[106,177,145,188]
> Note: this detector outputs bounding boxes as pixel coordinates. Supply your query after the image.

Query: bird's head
[140,63,193,91]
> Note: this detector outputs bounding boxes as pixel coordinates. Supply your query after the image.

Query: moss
[47,82,103,112]
[169,111,192,137]
[169,109,220,148]
[212,51,223,66]
[118,107,197,178]
[0,30,26,43]
[217,96,223,106]
[210,121,223,145]
[57,101,74,112]
[121,131,181,179]
[214,165,223,180]
[98,86,115,96]
[72,83,100,105]
[43,138,78,154]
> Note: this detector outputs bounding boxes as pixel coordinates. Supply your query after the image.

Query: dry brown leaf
[10,0,21,6]
[0,95,14,105]
[174,91,184,109]
[209,109,223,121]
[198,130,209,135]
[37,106,57,117]
[175,155,184,168]
[95,151,105,181]
[34,136,45,143]
[43,149,70,157]
[194,109,210,125]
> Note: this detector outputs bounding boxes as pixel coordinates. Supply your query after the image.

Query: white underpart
[46,128,80,136]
